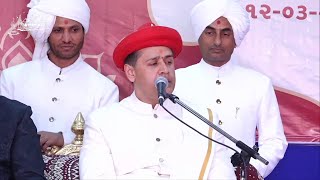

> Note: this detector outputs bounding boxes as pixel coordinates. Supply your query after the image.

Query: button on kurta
[159,158,164,163]
[52,97,58,102]
[156,138,161,142]
[216,99,221,104]
[49,117,55,122]
[216,80,221,85]
[153,114,158,118]
[55,78,61,82]
[218,120,223,125]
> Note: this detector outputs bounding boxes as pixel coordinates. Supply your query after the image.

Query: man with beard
[0,0,119,152]
[174,0,287,178]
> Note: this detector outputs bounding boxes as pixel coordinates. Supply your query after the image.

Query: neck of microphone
[155,76,168,106]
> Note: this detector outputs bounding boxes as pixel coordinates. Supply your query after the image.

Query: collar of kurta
[199,57,235,78]
[121,92,183,118]
[42,54,85,75]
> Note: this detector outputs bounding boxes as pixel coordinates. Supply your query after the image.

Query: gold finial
[71,112,85,145]
[53,112,85,156]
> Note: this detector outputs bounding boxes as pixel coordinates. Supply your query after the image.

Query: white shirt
[0,55,119,144]
[175,59,288,177]
[80,93,236,180]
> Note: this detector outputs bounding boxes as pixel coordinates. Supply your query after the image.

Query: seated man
[80,23,236,179]
[0,96,45,179]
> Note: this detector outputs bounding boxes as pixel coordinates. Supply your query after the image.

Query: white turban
[190,0,249,46]
[26,0,90,60]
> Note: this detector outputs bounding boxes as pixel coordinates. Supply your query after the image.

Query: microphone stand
[167,94,269,180]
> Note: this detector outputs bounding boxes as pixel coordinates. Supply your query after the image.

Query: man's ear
[233,37,237,48]
[124,64,135,83]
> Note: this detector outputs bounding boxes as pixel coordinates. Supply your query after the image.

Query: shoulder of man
[87,102,121,124]
[0,96,30,122]
[1,60,39,76]
[175,64,202,88]
[233,65,273,89]
[176,62,201,74]
[81,61,117,85]
[236,65,271,79]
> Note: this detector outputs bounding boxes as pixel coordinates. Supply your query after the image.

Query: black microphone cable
[160,103,248,180]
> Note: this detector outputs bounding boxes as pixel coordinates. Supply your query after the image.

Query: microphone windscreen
[155,76,168,88]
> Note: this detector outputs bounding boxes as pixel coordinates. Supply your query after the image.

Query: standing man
[80,23,236,179]
[0,0,119,152]
[0,96,45,179]
[175,0,287,178]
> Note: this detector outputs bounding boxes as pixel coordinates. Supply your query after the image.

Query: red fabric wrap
[113,23,182,70]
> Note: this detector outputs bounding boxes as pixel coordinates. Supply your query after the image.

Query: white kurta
[175,59,288,177]
[0,55,119,144]
[80,93,236,180]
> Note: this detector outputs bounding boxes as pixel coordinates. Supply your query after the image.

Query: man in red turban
[80,23,236,179]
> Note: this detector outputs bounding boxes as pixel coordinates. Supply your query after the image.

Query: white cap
[26,0,90,60]
[190,0,250,46]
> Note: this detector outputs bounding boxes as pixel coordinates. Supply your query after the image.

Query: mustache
[209,47,224,51]
[209,45,223,50]
[59,44,76,47]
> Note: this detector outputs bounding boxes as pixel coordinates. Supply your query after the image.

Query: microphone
[155,76,168,105]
